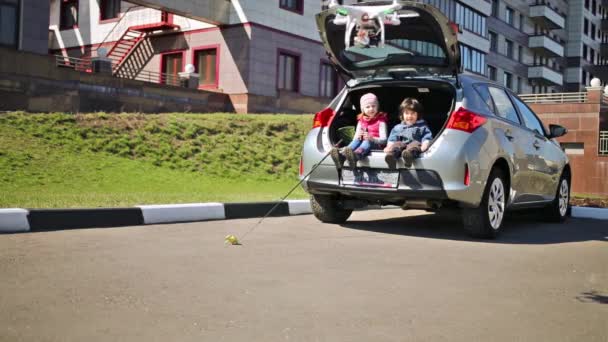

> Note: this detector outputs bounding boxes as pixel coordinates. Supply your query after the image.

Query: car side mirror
[548,124,567,138]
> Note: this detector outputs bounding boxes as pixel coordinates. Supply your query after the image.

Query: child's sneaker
[329,148,343,169]
[343,147,357,167]
[402,150,414,168]
[385,153,397,169]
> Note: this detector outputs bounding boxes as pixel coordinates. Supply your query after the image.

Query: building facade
[0,0,49,54]
[43,0,608,112]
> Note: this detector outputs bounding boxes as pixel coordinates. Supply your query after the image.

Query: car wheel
[310,194,353,223]
[462,169,507,239]
[543,173,570,223]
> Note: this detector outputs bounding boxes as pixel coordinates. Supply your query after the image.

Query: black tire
[462,169,508,239]
[543,173,570,223]
[310,194,353,223]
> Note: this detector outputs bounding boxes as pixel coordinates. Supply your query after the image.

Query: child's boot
[330,148,344,169]
[402,150,414,168]
[385,153,397,169]
[343,147,357,167]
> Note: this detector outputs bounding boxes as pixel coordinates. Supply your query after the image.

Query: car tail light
[312,108,335,128]
[299,158,304,177]
[446,107,487,133]
[464,163,470,186]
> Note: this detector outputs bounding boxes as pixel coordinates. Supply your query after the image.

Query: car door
[486,86,538,203]
[509,94,562,200]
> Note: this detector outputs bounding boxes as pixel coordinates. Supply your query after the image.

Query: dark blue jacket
[387,120,433,144]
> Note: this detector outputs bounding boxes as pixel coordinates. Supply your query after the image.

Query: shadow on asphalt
[341,210,608,244]
[576,291,608,304]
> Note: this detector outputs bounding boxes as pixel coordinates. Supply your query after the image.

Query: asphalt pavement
[1,209,606,341]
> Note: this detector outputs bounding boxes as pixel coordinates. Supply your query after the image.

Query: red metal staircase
[106,29,146,71]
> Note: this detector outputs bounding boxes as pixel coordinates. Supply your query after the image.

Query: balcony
[528,65,563,86]
[528,35,564,57]
[121,0,231,25]
[529,4,565,30]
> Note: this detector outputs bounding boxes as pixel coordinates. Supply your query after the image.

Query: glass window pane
[0,5,17,46]
[488,86,520,124]
[512,96,546,134]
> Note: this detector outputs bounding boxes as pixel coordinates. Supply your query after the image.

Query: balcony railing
[600,131,608,155]
[54,55,180,86]
[519,92,587,104]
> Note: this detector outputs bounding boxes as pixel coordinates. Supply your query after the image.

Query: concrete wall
[0,47,232,113]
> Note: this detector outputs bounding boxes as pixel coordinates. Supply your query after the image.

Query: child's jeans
[347,138,380,158]
[389,140,422,158]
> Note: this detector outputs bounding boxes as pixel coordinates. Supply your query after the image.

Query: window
[590,48,595,63]
[194,47,218,88]
[505,39,514,59]
[0,0,19,47]
[488,86,520,124]
[584,18,589,36]
[518,45,523,62]
[517,76,522,94]
[489,31,497,52]
[278,51,300,92]
[160,52,183,86]
[319,62,337,98]
[506,7,514,26]
[591,24,596,39]
[583,44,588,59]
[512,96,546,135]
[280,0,303,14]
[100,0,120,21]
[592,0,597,15]
[473,84,496,113]
[60,0,78,29]
[519,13,524,31]
[585,0,589,10]
[491,0,499,17]
[455,2,486,37]
[460,44,486,74]
[488,65,497,81]
[503,71,513,89]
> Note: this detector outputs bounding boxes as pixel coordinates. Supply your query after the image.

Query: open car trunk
[328,80,456,148]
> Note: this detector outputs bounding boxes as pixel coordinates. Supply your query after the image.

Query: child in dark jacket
[384,98,433,168]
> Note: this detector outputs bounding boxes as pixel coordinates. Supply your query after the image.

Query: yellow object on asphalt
[225,234,239,245]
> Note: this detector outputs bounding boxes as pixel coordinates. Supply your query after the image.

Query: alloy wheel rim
[558,179,569,217]
[488,178,505,230]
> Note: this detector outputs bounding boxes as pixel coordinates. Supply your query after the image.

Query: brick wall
[530,88,608,195]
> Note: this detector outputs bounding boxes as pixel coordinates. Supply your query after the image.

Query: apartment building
[41,0,608,113]
[0,0,49,54]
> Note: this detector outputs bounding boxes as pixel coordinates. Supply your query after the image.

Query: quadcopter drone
[327,0,410,48]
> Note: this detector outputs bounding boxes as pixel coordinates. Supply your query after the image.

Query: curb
[1,202,607,233]
[0,200,311,233]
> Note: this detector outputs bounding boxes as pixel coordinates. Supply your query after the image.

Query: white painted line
[287,200,312,215]
[0,209,30,233]
[571,206,608,220]
[137,203,226,224]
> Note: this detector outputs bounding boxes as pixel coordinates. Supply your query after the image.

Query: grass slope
[0,112,312,208]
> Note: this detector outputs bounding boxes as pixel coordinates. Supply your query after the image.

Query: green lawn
[0,112,311,208]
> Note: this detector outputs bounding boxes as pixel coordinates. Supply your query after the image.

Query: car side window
[473,84,495,113]
[488,87,521,124]
[511,95,546,136]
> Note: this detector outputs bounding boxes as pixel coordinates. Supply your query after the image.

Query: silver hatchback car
[299,1,571,238]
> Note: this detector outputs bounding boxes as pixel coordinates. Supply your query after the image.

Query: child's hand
[361,131,369,140]
[383,146,393,153]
